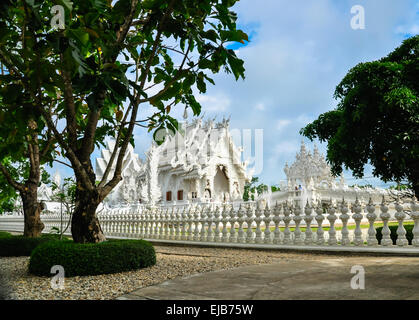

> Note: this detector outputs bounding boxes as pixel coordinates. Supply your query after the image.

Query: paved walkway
[117,256,419,300]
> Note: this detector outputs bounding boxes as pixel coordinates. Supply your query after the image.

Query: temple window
[177,190,183,201]
[166,191,172,201]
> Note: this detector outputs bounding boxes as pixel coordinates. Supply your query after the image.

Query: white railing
[1,198,418,251]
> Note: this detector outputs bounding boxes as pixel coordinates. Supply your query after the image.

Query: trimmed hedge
[29,239,156,277]
[0,231,12,239]
[376,225,414,245]
[0,234,66,257]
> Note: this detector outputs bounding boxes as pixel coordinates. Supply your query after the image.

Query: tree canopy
[301,35,419,196]
[0,0,61,235]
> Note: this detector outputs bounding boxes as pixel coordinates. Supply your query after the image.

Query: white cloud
[274,141,299,155]
[395,24,419,35]
[296,114,315,127]
[276,119,291,131]
[196,93,231,113]
[255,103,265,111]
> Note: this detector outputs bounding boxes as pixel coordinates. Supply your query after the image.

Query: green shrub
[0,231,12,239]
[29,239,156,277]
[376,225,414,245]
[0,234,67,256]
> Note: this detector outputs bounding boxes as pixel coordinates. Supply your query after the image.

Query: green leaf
[196,72,206,93]
[220,29,248,43]
[68,29,89,46]
[59,0,74,11]
[1,84,23,104]
[202,29,219,42]
[227,50,245,80]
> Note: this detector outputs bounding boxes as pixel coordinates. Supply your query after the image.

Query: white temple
[95,117,253,206]
[257,141,413,215]
[26,121,412,217]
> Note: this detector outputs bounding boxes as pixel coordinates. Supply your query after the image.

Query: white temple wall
[161,173,203,203]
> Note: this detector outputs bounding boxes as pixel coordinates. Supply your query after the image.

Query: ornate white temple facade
[257,141,412,215]
[95,117,252,206]
[23,124,412,218]
[283,142,342,190]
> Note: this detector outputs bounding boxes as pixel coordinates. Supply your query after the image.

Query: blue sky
[49,0,419,188]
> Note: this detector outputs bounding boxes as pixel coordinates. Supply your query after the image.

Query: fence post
[366,198,378,246]
[304,201,314,245]
[340,199,351,246]
[411,199,419,247]
[395,199,408,247]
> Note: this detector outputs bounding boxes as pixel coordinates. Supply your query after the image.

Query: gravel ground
[0,245,322,300]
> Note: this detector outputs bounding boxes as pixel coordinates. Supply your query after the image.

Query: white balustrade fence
[1,198,419,251]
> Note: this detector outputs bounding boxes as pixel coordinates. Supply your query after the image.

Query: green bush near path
[0,234,67,257]
[0,231,12,239]
[376,225,414,245]
[29,239,156,277]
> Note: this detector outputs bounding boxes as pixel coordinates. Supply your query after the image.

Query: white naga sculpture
[95,117,252,206]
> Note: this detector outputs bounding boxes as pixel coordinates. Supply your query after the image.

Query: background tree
[243,177,271,201]
[0,3,58,237]
[243,177,258,201]
[50,177,76,240]
[2,0,247,243]
[301,35,419,197]
[271,184,280,193]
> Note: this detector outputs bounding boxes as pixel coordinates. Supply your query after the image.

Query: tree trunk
[71,189,106,243]
[21,189,44,238]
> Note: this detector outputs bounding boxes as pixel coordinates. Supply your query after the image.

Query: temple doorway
[213,166,229,202]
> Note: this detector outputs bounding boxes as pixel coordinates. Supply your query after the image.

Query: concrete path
[117,256,419,300]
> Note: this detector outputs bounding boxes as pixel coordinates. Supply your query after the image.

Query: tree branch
[97,54,140,189]
[138,42,192,104]
[100,0,176,200]
[40,130,55,159]
[97,104,133,188]
[38,107,95,191]
[0,162,24,192]
[61,61,78,149]
[131,17,151,27]
[79,105,102,162]
[0,49,24,78]
[116,0,139,45]
[78,0,139,166]
[54,158,73,169]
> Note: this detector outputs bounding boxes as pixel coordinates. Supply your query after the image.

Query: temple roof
[95,140,143,182]
[95,117,251,183]
[141,117,251,181]
[284,141,334,186]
